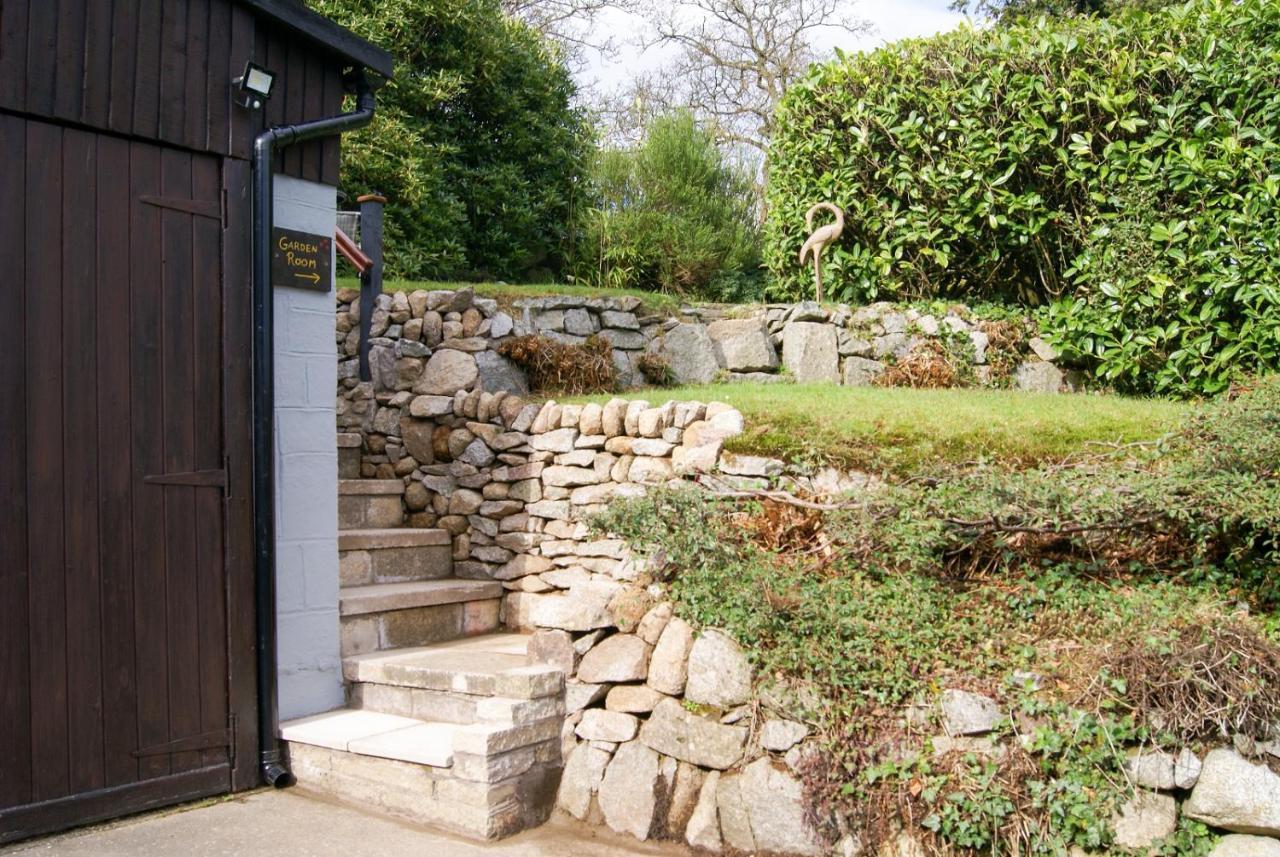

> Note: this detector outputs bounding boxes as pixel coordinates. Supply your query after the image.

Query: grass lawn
[336,276,682,316]
[571,383,1192,474]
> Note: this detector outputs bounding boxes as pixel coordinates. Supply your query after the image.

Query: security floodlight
[234,62,276,110]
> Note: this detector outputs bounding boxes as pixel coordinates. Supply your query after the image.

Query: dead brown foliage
[873,745,1045,856]
[1097,620,1280,742]
[938,522,1199,582]
[734,500,832,558]
[496,334,617,394]
[637,352,676,387]
[978,318,1034,381]
[875,341,960,389]
[795,719,1050,857]
[728,500,837,613]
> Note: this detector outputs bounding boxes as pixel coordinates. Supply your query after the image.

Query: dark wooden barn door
[0,113,254,843]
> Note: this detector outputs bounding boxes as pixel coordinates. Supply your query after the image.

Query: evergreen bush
[572,112,764,300]
[314,0,591,282]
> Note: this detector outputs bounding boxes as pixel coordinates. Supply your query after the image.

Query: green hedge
[765,0,1280,394]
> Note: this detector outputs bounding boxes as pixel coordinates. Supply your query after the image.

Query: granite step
[339,528,454,586]
[282,708,458,768]
[339,580,503,657]
[340,579,500,616]
[348,634,565,727]
[343,634,563,700]
[281,705,562,839]
[338,479,404,530]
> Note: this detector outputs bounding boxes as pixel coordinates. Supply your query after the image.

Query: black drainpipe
[252,70,377,787]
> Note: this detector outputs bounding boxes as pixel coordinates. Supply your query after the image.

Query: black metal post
[357,193,385,383]
[251,71,376,788]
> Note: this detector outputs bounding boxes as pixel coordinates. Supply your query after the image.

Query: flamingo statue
[798,202,845,303]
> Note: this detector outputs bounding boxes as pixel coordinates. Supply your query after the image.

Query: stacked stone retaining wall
[334,288,1083,499]
[330,288,1280,856]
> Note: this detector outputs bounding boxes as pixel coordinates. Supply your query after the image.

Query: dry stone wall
[335,285,1085,493]
[336,289,1083,473]
[543,614,1280,857]
[328,288,1280,856]
[652,301,1080,393]
[334,287,658,478]
[336,375,848,852]
[334,287,1085,486]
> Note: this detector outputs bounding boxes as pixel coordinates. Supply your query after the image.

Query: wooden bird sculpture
[798,202,845,303]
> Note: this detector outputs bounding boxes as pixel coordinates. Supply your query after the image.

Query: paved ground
[2,788,693,857]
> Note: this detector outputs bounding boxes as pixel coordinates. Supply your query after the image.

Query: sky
[580,0,969,92]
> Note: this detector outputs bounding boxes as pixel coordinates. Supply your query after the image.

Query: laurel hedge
[764,0,1280,395]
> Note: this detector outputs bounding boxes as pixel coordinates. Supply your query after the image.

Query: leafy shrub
[571,111,764,300]
[765,0,1280,394]
[598,484,1271,853]
[496,334,617,393]
[314,0,591,282]
[592,378,1280,854]
[954,0,1176,25]
[597,377,1280,697]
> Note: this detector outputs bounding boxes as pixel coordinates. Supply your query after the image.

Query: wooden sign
[271,226,332,291]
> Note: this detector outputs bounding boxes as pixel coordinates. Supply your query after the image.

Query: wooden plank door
[0,113,254,844]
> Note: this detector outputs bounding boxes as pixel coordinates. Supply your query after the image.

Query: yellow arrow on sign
[294,271,321,284]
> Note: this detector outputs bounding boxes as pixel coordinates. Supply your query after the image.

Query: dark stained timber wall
[0,108,257,847]
[0,0,343,180]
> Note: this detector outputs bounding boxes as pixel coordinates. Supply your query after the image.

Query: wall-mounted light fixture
[234,61,276,110]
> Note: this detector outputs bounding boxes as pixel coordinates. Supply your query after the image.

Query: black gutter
[252,70,377,787]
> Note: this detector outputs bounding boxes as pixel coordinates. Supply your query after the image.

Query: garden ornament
[798,202,844,303]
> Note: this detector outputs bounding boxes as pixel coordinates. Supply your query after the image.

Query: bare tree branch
[627,0,870,155]
[503,0,638,71]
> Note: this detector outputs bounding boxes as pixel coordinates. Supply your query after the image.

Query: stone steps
[339,527,453,585]
[282,633,565,840]
[282,707,562,839]
[343,634,563,699]
[338,479,405,530]
[283,708,458,768]
[339,580,503,657]
[289,451,567,842]
[340,579,500,616]
[352,681,564,728]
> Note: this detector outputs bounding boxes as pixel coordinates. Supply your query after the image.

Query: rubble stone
[686,630,753,708]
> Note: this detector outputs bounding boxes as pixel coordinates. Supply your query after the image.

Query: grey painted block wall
[272,174,343,720]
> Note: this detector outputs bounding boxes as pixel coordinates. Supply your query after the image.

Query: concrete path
[2,788,693,857]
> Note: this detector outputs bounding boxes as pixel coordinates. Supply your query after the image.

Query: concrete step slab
[344,638,561,700]
[352,681,565,727]
[340,579,503,617]
[423,633,532,657]
[280,708,561,775]
[339,479,405,496]
[281,709,456,769]
[280,709,455,768]
[339,528,450,551]
[349,721,458,767]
